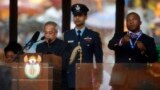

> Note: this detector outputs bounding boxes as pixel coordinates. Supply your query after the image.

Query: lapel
[137,33,144,41]
[71,29,79,42]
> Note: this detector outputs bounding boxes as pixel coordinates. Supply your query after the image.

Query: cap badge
[75,5,80,11]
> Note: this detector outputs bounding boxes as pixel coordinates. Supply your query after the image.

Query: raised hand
[121,34,131,45]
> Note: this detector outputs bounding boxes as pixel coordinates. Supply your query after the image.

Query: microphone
[48,39,52,44]
[40,36,52,48]
[41,36,45,40]
[24,31,40,50]
[47,39,52,48]
[40,36,52,43]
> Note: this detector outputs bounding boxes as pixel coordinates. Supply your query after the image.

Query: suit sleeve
[62,32,70,67]
[62,42,70,70]
[93,32,103,63]
[63,32,68,41]
[145,38,158,63]
[108,32,124,50]
[93,32,103,84]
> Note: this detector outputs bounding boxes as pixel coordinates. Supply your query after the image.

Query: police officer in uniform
[64,3,103,90]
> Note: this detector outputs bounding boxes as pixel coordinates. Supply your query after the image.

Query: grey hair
[43,21,58,32]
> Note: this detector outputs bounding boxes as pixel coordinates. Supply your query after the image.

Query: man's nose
[129,21,134,24]
[45,34,50,37]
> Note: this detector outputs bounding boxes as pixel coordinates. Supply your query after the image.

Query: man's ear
[140,20,142,25]
[85,15,88,20]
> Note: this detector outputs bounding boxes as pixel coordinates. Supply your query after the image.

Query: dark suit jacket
[63,28,103,88]
[108,32,158,63]
[36,38,66,56]
[36,38,68,89]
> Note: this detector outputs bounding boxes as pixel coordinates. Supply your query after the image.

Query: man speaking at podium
[64,3,103,90]
[36,21,67,90]
[36,21,66,56]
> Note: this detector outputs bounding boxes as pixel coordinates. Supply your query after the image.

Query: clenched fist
[121,34,130,45]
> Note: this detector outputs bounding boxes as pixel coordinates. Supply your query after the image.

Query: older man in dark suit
[64,3,103,90]
[36,21,66,56]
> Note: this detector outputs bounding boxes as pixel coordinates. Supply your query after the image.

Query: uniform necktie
[77,30,81,40]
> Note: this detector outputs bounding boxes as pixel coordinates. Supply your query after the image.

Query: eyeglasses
[44,31,55,35]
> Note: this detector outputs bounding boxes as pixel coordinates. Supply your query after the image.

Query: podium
[0,65,11,90]
[76,63,160,90]
[76,63,103,90]
[2,53,62,90]
[109,63,160,90]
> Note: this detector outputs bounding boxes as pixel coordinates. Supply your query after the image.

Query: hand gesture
[136,41,146,51]
[121,34,130,44]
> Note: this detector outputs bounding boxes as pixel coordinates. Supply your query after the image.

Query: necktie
[130,33,137,43]
[77,30,81,40]
[131,37,137,44]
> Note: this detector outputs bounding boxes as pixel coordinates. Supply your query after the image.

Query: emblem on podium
[24,55,42,79]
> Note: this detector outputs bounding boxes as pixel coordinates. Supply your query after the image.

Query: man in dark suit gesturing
[108,12,158,63]
[108,12,159,89]
[64,3,103,90]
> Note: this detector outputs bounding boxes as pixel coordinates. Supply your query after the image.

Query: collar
[128,30,142,36]
[75,27,86,36]
[45,38,57,44]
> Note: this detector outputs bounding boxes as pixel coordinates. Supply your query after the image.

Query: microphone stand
[11,51,22,90]
[11,32,41,90]
[12,37,38,62]
[12,40,40,90]
[11,47,25,90]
